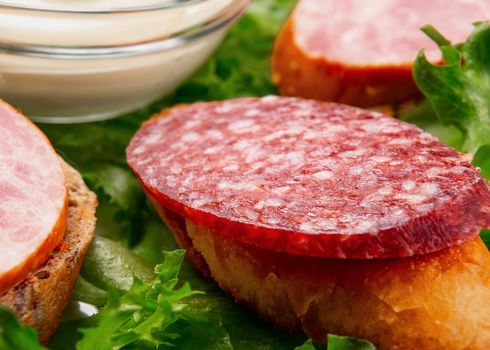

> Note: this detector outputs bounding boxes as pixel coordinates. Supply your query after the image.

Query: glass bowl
[0,0,250,123]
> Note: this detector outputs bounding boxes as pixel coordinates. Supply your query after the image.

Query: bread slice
[0,160,97,344]
[150,198,490,350]
[271,18,420,107]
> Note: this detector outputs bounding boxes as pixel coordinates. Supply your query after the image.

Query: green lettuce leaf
[400,100,464,150]
[83,164,148,245]
[71,276,107,307]
[295,339,316,350]
[481,230,490,247]
[474,145,490,180]
[413,22,490,154]
[80,236,154,292]
[77,250,203,350]
[0,306,47,350]
[326,335,377,350]
[412,23,490,248]
[294,335,377,350]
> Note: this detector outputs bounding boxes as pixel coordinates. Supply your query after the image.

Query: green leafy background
[2,0,489,348]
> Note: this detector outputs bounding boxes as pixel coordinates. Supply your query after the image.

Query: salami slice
[127,97,490,259]
[272,0,490,106]
[0,101,67,293]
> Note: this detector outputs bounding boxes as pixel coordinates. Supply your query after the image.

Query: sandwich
[271,0,489,107]
[0,100,97,344]
[126,96,490,349]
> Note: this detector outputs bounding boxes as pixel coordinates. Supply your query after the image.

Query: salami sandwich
[272,0,490,107]
[0,101,97,343]
[127,96,490,349]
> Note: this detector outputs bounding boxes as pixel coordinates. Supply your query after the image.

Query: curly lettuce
[413,23,490,154]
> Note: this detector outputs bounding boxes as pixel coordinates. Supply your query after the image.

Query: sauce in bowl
[0,0,249,123]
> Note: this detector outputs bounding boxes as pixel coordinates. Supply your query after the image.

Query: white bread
[151,197,490,350]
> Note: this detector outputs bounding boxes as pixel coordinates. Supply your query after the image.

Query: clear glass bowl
[0,0,250,123]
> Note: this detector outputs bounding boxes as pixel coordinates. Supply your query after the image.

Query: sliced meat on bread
[0,160,97,344]
[271,0,490,106]
[127,97,490,348]
[0,100,68,294]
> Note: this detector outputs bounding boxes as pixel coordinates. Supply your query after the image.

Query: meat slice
[272,0,490,106]
[126,96,490,259]
[0,160,97,344]
[0,101,67,293]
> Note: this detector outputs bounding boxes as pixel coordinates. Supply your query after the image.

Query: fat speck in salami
[127,97,490,259]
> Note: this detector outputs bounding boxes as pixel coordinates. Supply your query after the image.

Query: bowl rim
[0,0,207,14]
[0,0,250,59]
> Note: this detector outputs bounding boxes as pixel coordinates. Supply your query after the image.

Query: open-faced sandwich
[271,0,490,107]
[0,100,97,344]
[127,96,490,349]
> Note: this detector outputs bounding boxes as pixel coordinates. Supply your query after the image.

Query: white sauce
[0,0,243,122]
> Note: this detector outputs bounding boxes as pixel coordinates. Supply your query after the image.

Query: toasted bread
[0,160,97,344]
[271,19,420,107]
[152,198,490,350]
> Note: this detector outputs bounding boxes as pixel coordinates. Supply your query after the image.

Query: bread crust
[0,200,68,295]
[0,160,97,344]
[151,198,490,349]
[271,18,421,107]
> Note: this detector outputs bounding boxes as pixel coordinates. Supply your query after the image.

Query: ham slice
[272,0,490,106]
[0,101,67,293]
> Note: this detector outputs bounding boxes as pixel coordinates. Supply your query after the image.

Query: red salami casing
[127,97,490,259]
